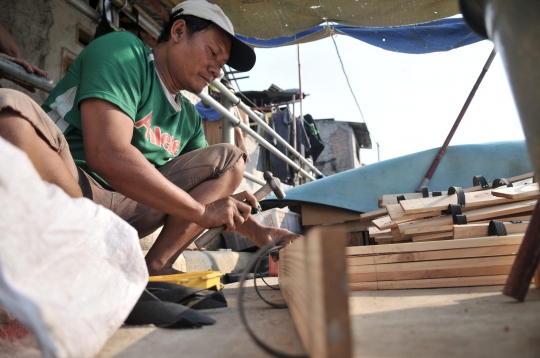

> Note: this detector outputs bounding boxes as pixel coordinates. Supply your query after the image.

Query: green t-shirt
[42,31,208,189]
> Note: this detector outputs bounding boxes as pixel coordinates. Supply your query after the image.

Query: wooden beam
[462,172,534,193]
[359,208,387,221]
[279,227,352,358]
[534,263,540,288]
[345,234,524,256]
[349,265,512,282]
[350,275,509,290]
[411,231,453,242]
[453,221,529,239]
[347,255,516,274]
[347,244,521,265]
[331,219,372,233]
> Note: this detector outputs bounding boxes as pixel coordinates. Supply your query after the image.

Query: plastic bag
[0,137,148,358]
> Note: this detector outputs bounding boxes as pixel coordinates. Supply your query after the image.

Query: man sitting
[0,0,299,275]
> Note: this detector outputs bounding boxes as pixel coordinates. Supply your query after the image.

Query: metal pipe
[0,57,56,93]
[221,94,235,144]
[109,0,161,39]
[198,91,317,181]
[62,0,120,30]
[417,48,496,191]
[210,80,323,177]
[243,172,265,186]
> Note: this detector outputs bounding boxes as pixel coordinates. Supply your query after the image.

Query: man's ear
[170,19,187,43]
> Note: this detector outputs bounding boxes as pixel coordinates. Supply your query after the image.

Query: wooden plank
[400,190,512,215]
[374,237,395,244]
[345,234,524,256]
[347,255,516,274]
[391,227,404,242]
[279,227,352,358]
[491,183,539,200]
[402,224,454,237]
[462,172,534,193]
[359,208,387,221]
[453,221,529,239]
[534,263,540,288]
[301,203,360,226]
[329,219,372,233]
[411,231,453,242]
[386,204,434,221]
[350,275,509,290]
[349,265,512,282]
[368,226,390,237]
[346,244,521,265]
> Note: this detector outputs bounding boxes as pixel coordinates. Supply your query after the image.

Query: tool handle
[195,225,226,249]
[253,184,273,201]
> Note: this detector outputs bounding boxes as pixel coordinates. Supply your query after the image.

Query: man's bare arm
[0,23,20,58]
[80,98,253,230]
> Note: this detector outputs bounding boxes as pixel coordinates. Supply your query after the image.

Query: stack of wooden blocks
[347,173,538,291]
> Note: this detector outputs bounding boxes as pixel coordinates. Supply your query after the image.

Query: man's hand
[0,53,48,92]
[200,192,257,233]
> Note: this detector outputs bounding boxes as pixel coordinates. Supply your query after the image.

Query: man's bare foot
[148,266,184,277]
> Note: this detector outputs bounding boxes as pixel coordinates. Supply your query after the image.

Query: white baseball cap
[171,0,256,72]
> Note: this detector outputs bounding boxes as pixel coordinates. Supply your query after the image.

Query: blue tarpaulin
[263,141,532,213]
[237,18,483,54]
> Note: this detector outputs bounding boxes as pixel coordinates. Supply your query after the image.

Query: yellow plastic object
[148,271,222,291]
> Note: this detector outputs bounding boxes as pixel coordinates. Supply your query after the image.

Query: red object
[269,254,279,276]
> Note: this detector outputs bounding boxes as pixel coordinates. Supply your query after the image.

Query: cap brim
[225,33,256,72]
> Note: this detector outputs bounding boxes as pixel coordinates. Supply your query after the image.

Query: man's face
[168,22,231,94]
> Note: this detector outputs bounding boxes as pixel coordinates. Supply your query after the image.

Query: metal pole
[198,92,317,181]
[417,48,496,191]
[109,0,161,38]
[62,0,159,38]
[0,57,56,93]
[221,95,235,144]
[243,172,265,186]
[298,44,303,131]
[210,80,323,177]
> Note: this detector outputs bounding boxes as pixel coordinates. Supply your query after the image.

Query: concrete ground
[97,278,305,358]
[98,282,540,358]
[350,285,540,358]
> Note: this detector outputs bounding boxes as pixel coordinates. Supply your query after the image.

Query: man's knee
[0,108,36,147]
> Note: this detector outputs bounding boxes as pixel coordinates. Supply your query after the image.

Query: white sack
[0,137,148,357]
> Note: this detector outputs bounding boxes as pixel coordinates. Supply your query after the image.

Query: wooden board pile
[346,173,538,290]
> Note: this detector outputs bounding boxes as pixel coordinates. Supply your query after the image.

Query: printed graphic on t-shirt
[135,111,181,156]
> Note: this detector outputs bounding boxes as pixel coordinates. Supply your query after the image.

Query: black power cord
[237,242,308,358]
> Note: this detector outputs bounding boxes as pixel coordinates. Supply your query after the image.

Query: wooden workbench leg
[279,227,352,358]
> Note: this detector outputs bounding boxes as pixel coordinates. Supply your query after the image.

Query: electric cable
[252,248,285,310]
[237,241,308,358]
[331,34,365,122]
[330,34,380,151]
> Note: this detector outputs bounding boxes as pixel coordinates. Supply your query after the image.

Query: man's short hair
[157,14,213,43]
